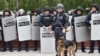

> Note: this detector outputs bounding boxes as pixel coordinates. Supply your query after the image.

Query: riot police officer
[51,7,57,16]
[17,9,29,52]
[0,10,13,52]
[39,6,53,29]
[85,3,100,53]
[50,7,57,25]
[31,8,41,51]
[71,6,86,52]
[52,4,69,56]
[31,8,42,16]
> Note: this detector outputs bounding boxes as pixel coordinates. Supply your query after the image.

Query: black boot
[88,51,94,53]
[9,49,13,52]
[1,49,7,52]
[33,41,38,51]
[2,42,7,52]
[8,41,13,52]
[25,41,29,52]
[18,42,22,52]
[18,47,21,52]
[34,48,37,51]
[82,50,86,53]
[25,48,29,52]
[98,50,100,53]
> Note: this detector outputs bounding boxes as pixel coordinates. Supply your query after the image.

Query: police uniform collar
[76,14,82,16]
[57,12,65,15]
[91,11,99,14]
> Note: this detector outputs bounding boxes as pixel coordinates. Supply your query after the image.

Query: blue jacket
[52,12,69,31]
[39,14,53,27]
[85,11,99,26]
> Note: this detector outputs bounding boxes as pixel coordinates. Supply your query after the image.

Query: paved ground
[0,50,100,56]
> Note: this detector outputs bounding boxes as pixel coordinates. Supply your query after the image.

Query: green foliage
[0,0,99,12]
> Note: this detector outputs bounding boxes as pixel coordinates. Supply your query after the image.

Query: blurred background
[0,0,99,12]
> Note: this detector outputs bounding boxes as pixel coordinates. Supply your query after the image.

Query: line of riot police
[0,3,100,55]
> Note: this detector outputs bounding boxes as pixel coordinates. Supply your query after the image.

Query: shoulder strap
[57,14,65,29]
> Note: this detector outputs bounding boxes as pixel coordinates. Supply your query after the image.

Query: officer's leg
[81,42,86,52]
[73,36,77,52]
[55,39,57,52]
[97,40,100,53]
[63,33,67,56]
[18,41,21,51]
[54,28,63,56]
[33,40,38,51]
[73,29,77,52]
[2,40,7,51]
[8,41,13,52]
[25,41,29,51]
[54,30,59,52]
[88,40,95,53]
[1,31,7,51]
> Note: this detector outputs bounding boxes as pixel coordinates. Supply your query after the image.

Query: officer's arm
[71,15,74,26]
[51,15,57,31]
[85,14,91,26]
[39,16,43,27]
[51,16,55,26]
[64,14,69,28]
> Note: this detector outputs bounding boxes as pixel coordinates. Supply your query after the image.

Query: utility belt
[44,23,52,27]
[55,24,64,28]
[44,25,50,27]
[55,27,62,28]
[55,26,63,30]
